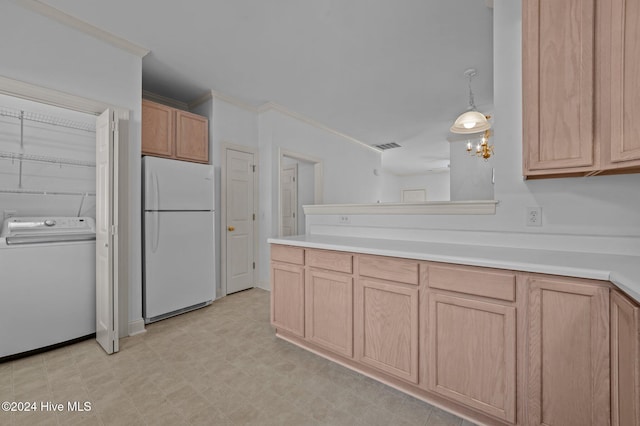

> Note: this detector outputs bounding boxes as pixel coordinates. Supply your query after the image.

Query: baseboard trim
[256,281,271,291]
[128,318,146,336]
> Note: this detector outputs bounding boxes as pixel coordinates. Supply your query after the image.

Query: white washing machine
[0,217,96,359]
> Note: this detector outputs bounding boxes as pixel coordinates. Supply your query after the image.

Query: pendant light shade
[450,110,491,134]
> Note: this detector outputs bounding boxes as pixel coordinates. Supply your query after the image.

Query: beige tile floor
[0,288,475,426]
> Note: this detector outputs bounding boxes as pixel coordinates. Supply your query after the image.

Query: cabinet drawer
[307,249,352,274]
[358,255,419,285]
[271,245,304,265]
[428,263,516,302]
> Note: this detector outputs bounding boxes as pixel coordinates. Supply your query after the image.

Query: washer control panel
[1,217,96,240]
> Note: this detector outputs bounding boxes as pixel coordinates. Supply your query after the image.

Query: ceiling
[40,0,494,175]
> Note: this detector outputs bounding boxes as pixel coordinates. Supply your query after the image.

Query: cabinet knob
[228,226,235,232]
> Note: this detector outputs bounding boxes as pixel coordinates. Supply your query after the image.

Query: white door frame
[220,142,259,298]
[278,148,323,237]
[0,75,129,341]
[280,163,298,237]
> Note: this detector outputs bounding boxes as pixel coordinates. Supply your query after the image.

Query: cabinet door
[357,278,418,383]
[305,269,353,358]
[523,0,596,175]
[427,293,516,423]
[175,110,209,163]
[611,291,640,426]
[527,277,610,426]
[142,100,174,158]
[271,262,305,337]
[608,0,640,166]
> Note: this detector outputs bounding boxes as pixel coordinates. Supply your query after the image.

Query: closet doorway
[0,77,125,355]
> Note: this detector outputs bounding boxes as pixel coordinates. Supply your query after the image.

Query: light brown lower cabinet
[427,292,516,423]
[611,290,640,426]
[270,261,305,338]
[270,244,640,426]
[356,278,419,384]
[305,268,353,358]
[526,276,610,426]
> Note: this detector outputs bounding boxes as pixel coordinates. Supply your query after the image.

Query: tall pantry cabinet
[523,0,640,178]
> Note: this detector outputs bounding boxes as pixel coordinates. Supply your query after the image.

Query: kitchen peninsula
[268,233,640,426]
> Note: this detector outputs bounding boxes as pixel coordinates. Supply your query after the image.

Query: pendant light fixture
[450,68,494,159]
[450,68,490,133]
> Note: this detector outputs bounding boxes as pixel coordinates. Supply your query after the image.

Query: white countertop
[268,234,640,303]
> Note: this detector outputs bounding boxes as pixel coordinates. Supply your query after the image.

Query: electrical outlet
[526,206,542,227]
[339,215,350,224]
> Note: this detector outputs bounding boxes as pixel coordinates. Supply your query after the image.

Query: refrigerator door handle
[150,211,160,253]
[153,171,160,211]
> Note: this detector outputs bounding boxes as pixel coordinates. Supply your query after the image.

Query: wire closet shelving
[0,105,96,196]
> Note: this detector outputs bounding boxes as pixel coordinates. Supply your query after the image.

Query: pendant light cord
[467,74,476,111]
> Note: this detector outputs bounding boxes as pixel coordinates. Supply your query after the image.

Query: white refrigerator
[142,156,215,323]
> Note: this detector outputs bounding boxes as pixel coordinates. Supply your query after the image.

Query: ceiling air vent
[373,142,401,150]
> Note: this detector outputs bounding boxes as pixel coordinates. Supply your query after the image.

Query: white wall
[306,0,640,255]
[0,2,143,333]
[449,140,494,201]
[191,96,259,297]
[258,108,382,287]
[380,172,451,203]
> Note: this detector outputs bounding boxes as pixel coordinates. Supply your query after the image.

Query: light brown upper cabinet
[141,100,174,158]
[523,0,596,176]
[602,0,640,171]
[523,0,640,178]
[142,99,209,164]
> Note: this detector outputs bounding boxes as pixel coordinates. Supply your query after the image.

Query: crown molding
[188,90,259,113]
[212,90,259,112]
[187,91,213,110]
[189,91,381,154]
[14,0,150,58]
[142,91,189,110]
[260,102,382,153]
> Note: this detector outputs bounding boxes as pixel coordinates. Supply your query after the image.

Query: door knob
[228,226,235,232]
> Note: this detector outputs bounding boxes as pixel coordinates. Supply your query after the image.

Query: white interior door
[96,109,118,354]
[225,149,255,294]
[280,164,298,236]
